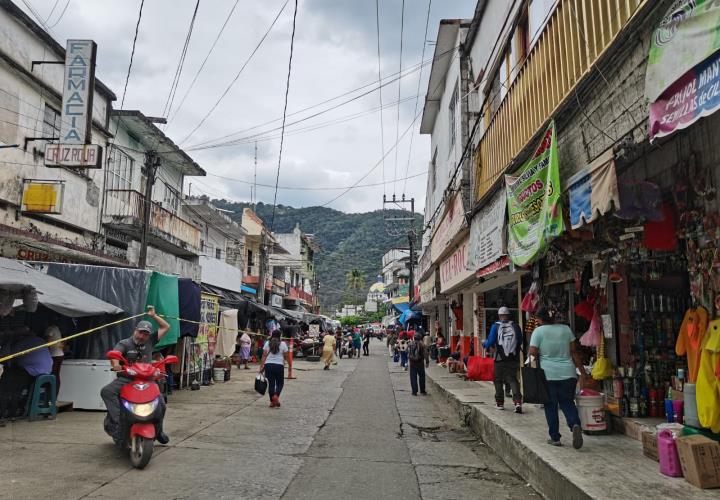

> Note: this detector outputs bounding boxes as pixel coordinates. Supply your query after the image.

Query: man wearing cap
[101,306,170,443]
[483,307,524,413]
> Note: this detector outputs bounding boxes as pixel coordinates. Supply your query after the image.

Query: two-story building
[273,223,320,312]
[101,110,206,280]
[240,207,288,304]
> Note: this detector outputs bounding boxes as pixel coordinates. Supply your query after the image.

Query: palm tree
[345,268,366,306]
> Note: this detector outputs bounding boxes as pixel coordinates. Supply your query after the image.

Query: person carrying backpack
[398,330,409,370]
[483,307,525,413]
[408,331,429,396]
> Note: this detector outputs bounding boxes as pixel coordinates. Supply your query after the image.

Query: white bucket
[577,394,607,432]
[213,368,225,382]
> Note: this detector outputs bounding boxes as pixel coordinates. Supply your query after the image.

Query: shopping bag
[522,361,550,404]
[466,355,494,381]
[254,373,268,395]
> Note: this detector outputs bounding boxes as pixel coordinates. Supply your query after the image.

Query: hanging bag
[522,356,551,404]
[254,373,268,395]
[466,350,494,381]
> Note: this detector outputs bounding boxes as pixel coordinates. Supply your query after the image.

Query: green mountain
[210,199,423,313]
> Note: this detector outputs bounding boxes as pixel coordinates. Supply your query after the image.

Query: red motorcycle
[106,350,178,469]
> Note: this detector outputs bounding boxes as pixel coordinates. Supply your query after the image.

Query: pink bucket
[657,429,683,477]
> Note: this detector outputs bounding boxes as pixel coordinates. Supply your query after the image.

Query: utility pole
[253,141,258,209]
[139,151,159,269]
[383,194,417,302]
[257,231,268,305]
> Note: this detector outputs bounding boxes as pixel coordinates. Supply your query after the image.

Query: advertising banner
[504,122,564,267]
[467,188,506,272]
[440,237,473,293]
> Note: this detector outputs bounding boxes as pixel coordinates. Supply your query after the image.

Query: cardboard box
[642,431,658,461]
[676,435,720,489]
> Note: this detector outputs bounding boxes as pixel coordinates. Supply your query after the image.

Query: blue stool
[26,374,57,421]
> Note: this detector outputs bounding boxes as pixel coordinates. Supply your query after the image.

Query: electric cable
[375,0,387,197]
[47,0,70,28]
[269,0,299,231]
[392,0,405,195]
[119,0,145,110]
[43,0,60,24]
[178,0,290,145]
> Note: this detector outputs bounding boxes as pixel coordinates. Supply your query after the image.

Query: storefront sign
[440,238,473,293]
[649,47,720,139]
[21,180,64,214]
[44,143,102,168]
[419,270,437,304]
[468,189,506,271]
[505,122,564,267]
[60,40,96,144]
[199,293,219,358]
[645,0,720,104]
[567,149,620,228]
[430,191,465,262]
[477,255,510,278]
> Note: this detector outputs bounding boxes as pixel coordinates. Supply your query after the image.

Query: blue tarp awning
[241,285,257,295]
[392,302,409,313]
[399,308,422,326]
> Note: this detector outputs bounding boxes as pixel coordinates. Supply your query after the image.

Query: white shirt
[45,325,64,357]
[263,340,288,365]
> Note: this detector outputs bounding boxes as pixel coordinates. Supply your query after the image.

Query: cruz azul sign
[45,40,103,168]
[440,237,473,293]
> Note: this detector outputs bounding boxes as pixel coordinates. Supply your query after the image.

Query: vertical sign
[60,40,96,144]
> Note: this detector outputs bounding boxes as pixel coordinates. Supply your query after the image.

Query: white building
[272,223,320,311]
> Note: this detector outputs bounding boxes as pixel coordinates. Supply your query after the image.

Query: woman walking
[352,328,362,358]
[259,330,289,407]
[238,331,252,369]
[528,307,586,449]
[321,332,336,370]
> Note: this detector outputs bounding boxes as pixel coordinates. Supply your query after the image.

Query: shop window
[448,81,458,149]
[108,146,135,192]
[42,104,60,139]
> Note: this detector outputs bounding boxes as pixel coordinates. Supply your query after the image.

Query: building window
[430,149,437,191]
[42,104,61,139]
[216,247,222,259]
[448,82,458,149]
[247,249,254,275]
[163,183,180,214]
[108,146,135,191]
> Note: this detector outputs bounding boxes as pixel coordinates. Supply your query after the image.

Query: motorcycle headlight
[122,398,159,417]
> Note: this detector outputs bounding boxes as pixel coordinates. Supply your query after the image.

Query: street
[1,341,536,500]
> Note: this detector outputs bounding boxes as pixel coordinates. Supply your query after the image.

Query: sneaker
[514,405,523,414]
[572,424,583,449]
[420,391,428,396]
[547,439,562,446]
[494,404,505,410]
[412,392,417,396]
[156,431,170,445]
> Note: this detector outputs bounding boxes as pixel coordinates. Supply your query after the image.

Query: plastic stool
[26,374,57,421]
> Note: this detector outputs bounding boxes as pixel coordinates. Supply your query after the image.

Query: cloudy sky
[19,0,476,213]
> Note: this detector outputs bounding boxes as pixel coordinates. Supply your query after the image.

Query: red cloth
[643,204,677,250]
[466,356,494,381]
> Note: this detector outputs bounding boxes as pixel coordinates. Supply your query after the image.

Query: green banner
[145,271,180,350]
[505,122,564,267]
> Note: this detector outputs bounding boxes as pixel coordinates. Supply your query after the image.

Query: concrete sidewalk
[425,365,716,500]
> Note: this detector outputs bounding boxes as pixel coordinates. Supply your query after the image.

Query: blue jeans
[544,378,581,442]
[409,363,426,394]
[400,351,408,367]
[264,363,284,401]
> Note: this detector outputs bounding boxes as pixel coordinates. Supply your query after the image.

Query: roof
[113,110,205,177]
[184,198,246,241]
[301,233,321,253]
[369,282,385,293]
[0,0,116,101]
[0,257,123,317]
[420,20,468,134]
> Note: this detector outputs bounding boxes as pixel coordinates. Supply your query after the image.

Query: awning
[1,258,123,317]
[200,282,245,305]
[241,285,256,295]
[567,149,619,229]
[392,301,410,313]
[398,308,422,326]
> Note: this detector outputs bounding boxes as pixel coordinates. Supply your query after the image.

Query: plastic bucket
[577,394,607,433]
[213,368,225,382]
[684,383,700,428]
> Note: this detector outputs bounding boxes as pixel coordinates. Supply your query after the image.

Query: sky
[18,0,476,214]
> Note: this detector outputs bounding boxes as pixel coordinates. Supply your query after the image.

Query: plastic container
[672,400,684,424]
[576,391,607,433]
[657,429,683,477]
[213,368,225,382]
[684,383,700,428]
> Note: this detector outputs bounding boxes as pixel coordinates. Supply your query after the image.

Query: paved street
[1,341,536,499]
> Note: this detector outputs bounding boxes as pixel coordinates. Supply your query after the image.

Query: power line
[47,0,70,29]
[402,0,431,196]
[178,0,290,145]
[270,0,299,231]
[162,0,201,120]
[167,0,240,126]
[43,0,60,24]
[120,0,145,110]
[392,0,405,195]
[374,0,386,197]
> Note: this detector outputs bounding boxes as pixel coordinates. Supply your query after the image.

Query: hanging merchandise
[675,306,709,384]
[696,319,720,433]
[521,281,541,312]
[581,310,603,347]
[505,121,564,267]
[592,337,613,380]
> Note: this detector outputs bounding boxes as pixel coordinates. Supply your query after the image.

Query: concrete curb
[427,374,590,500]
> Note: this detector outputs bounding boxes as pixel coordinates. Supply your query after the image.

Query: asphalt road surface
[2,341,537,499]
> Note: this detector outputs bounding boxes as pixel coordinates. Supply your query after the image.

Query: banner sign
[645,0,720,103]
[430,191,464,262]
[440,237,473,293]
[60,40,96,144]
[504,122,564,267]
[467,188,506,272]
[44,143,102,168]
[649,46,720,139]
[567,149,620,229]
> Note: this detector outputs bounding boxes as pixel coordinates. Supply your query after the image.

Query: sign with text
[440,237,473,293]
[430,191,465,262]
[467,189,506,272]
[60,40,96,144]
[44,143,102,168]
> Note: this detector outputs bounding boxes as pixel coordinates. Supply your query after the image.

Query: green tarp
[145,271,180,350]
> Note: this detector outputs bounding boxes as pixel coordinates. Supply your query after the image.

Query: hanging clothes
[696,319,720,433]
[216,309,239,358]
[675,306,709,383]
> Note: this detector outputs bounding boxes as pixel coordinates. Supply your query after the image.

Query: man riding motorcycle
[101,306,170,444]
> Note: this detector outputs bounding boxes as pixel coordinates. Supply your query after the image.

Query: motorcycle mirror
[164,355,179,364]
[106,350,127,363]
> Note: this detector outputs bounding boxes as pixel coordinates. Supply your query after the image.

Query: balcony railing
[104,189,201,250]
[475,0,645,199]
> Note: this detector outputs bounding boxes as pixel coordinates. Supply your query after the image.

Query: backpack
[495,321,519,360]
[408,340,422,362]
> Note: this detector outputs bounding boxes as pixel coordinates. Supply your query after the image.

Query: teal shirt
[529,324,577,381]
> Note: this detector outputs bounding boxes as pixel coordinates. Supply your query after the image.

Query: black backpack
[408,340,422,362]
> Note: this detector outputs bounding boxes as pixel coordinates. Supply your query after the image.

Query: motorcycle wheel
[129,436,154,469]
